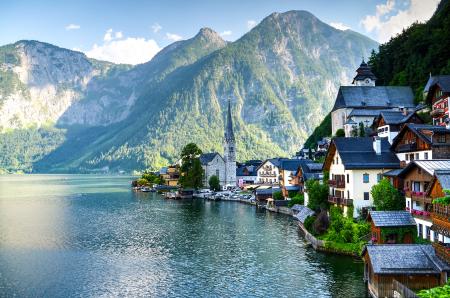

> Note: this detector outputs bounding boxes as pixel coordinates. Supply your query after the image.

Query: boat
[141,187,152,192]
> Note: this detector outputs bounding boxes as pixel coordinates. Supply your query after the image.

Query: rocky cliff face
[0,11,378,173]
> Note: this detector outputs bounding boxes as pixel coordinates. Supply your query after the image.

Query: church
[199,100,237,188]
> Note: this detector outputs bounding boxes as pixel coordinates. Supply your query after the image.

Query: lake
[0,175,366,297]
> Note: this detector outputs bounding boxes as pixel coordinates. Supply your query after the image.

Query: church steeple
[225,99,235,142]
[352,58,377,86]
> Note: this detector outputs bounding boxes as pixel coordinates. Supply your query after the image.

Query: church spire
[225,99,235,142]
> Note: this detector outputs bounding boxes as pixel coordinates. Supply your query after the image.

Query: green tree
[335,128,345,137]
[371,178,405,211]
[306,179,329,211]
[179,143,204,189]
[358,122,365,137]
[273,191,284,200]
[208,175,221,191]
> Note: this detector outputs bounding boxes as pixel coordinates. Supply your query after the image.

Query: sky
[0,0,440,65]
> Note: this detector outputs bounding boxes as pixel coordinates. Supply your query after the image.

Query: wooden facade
[363,253,443,298]
[393,129,431,153]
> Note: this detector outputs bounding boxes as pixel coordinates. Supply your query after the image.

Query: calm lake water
[0,175,366,297]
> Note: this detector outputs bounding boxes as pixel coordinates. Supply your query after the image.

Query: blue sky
[0,0,440,64]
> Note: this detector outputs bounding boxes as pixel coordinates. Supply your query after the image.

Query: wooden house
[391,123,450,164]
[424,75,450,126]
[428,170,450,264]
[362,244,450,298]
[367,211,416,244]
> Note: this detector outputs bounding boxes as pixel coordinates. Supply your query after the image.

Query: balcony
[432,242,450,264]
[328,180,336,186]
[328,195,340,204]
[432,203,450,232]
[259,172,276,177]
[341,198,353,206]
[406,207,431,219]
[397,143,417,152]
[328,196,353,206]
[431,108,445,118]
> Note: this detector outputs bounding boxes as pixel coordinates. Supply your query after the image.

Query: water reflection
[0,175,366,297]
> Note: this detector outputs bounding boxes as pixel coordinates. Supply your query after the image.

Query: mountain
[0,11,378,173]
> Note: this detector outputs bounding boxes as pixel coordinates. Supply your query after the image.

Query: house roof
[369,211,416,227]
[280,159,309,171]
[435,170,450,190]
[392,123,450,147]
[364,244,450,275]
[257,158,290,171]
[292,205,315,223]
[199,152,222,165]
[255,187,280,195]
[377,110,420,125]
[398,160,450,178]
[306,163,323,171]
[332,86,415,112]
[330,137,400,169]
[382,168,403,177]
[424,75,450,94]
[349,109,388,118]
[236,165,257,176]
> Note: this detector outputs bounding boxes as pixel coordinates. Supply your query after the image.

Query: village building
[254,186,280,205]
[331,60,415,136]
[236,160,262,187]
[256,158,288,185]
[199,152,226,186]
[159,165,180,186]
[372,110,424,144]
[324,137,400,218]
[367,211,416,244]
[391,123,450,164]
[424,75,450,126]
[362,244,450,298]
[292,161,323,206]
[429,170,450,260]
[396,160,450,242]
[278,159,310,198]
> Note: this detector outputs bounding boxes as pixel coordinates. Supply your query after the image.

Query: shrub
[273,191,284,200]
[313,210,329,235]
[137,178,149,186]
[288,193,304,207]
[208,175,221,191]
[371,178,405,211]
[304,215,316,234]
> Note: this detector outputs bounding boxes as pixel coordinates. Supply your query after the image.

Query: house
[256,158,288,185]
[391,123,450,164]
[367,211,416,244]
[331,60,415,135]
[362,244,450,298]
[200,152,226,187]
[324,137,400,218]
[292,162,323,206]
[278,159,310,198]
[372,110,424,144]
[424,75,450,126]
[428,170,450,262]
[159,165,180,186]
[295,148,315,159]
[236,160,262,186]
[397,160,450,242]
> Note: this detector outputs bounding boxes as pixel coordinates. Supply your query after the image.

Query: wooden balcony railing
[433,203,450,221]
[328,196,352,206]
[341,198,353,206]
[328,180,336,186]
[336,180,345,188]
[431,108,445,118]
[397,143,417,152]
[406,207,431,219]
[328,195,340,204]
[432,242,450,264]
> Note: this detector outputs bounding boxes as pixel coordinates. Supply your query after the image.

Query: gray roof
[280,159,308,171]
[435,170,450,190]
[383,168,403,177]
[332,86,415,112]
[255,187,280,195]
[306,163,323,171]
[400,160,450,177]
[402,124,450,144]
[199,152,222,165]
[369,211,416,227]
[365,244,450,274]
[333,137,400,169]
[352,60,377,83]
[349,109,388,117]
[424,75,450,93]
[292,205,315,223]
[378,110,418,125]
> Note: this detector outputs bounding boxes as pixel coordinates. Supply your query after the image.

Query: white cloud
[115,31,123,39]
[330,22,351,31]
[104,28,113,42]
[151,23,162,33]
[65,24,80,30]
[361,0,440,42]
[220,30,232,37]
[166,32,183,42]
[247,20,257,30]
[85,37,161,65]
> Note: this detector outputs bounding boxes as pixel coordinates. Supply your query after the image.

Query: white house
[324,137,400,218]
[256,158,287,185]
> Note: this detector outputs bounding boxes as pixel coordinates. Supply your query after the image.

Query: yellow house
[160,165,180,186]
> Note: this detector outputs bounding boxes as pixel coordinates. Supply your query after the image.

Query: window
[336,157,339,164]
[364,192,370,200]
[346,174,349,183]
[347,190,350,199]
[216,169,220,178]
[363,173,369,183]
[410,154,414,161]
[413,181,421,192]
[424,152,429,160]
[415,153,419,160]
[438,134,446,143]
[418,224,423,238]
[377,174,382,182]
[426,226,431,240]
[405,154,409,161]
[407,201,410,208]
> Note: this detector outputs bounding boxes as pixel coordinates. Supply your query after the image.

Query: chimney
[373,136,382,155]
